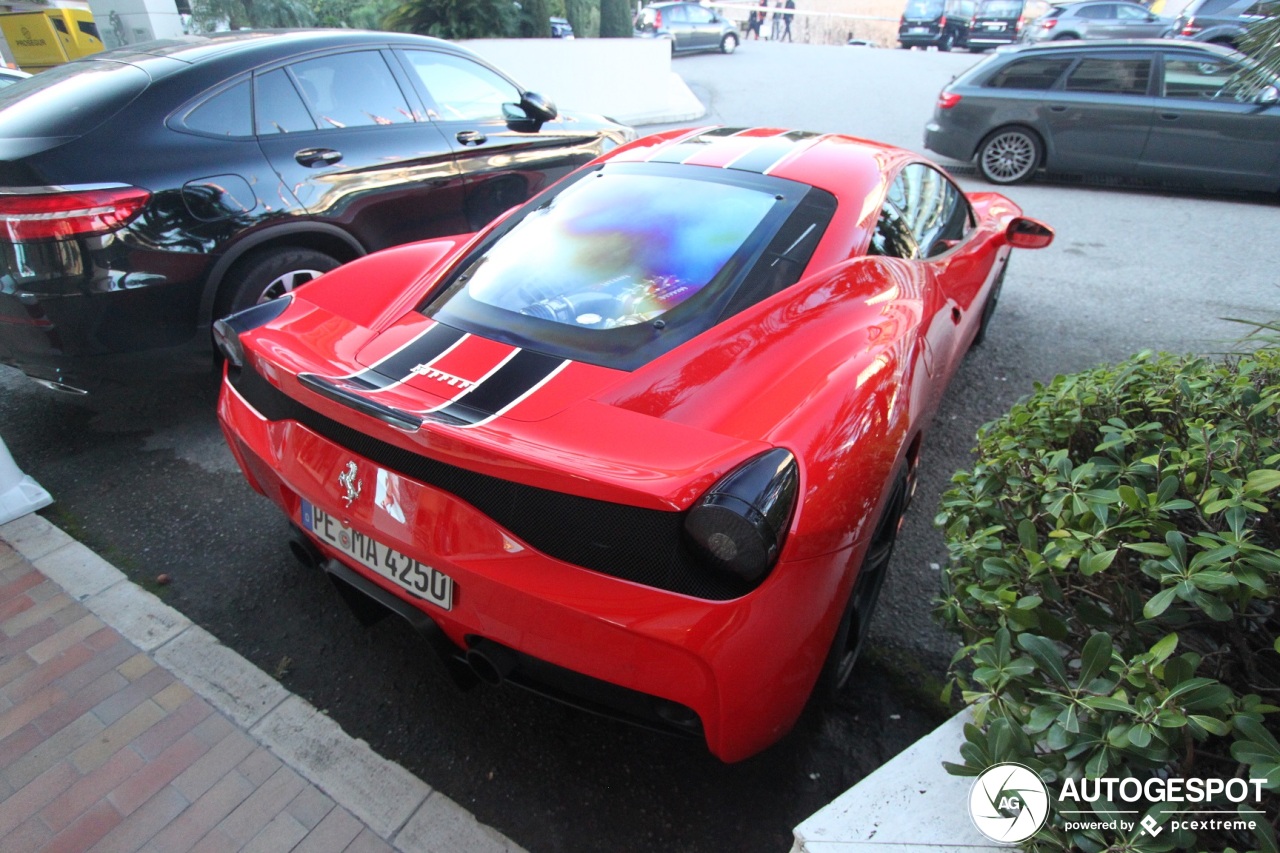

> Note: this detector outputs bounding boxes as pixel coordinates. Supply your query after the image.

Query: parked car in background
[634,1,740,54]
[967,0,1040,49]
[216,125,1053,762]
[924,40,1280,189]
[550,16,575,38]
[1020,0,1174,43]
[1170,0,1268,48]
[0,30,633,394]
[0,66,29,87]
[898,0,974,50]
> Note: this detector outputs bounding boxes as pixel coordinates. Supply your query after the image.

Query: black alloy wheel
[816,468,912,697]
[971,262,1007,347]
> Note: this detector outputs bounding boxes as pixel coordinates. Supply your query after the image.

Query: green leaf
[1188,714,1230,736]
[1144,586,1179,619]
[1246,469,1280,494]
[1149,632,1179,664]
[1083,695,1136,714]
[1018,633,1070,686]
[1079,632,1114,686]
[1126,541,1172,557]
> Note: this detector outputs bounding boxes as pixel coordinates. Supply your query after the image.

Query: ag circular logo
[968,762,1050,843]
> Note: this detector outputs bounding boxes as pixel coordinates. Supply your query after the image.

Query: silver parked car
[1021,1,1173,43]
[634,1,740,54]
[923,40,1280,189]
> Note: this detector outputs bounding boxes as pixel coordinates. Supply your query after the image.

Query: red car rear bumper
[218,376,851,762]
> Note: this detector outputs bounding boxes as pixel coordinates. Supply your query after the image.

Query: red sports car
[216,127,1052,762]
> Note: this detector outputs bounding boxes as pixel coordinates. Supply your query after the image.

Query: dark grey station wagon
[924,40,1280,190]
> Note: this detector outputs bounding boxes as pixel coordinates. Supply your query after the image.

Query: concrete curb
[791,708,1005,851]
[0,512,525,853]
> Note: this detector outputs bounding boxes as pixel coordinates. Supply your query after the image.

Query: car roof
[993,37,1239,55]
[69,29,465,73]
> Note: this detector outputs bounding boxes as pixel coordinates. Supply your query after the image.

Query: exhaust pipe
[466,639,518,686]
[287,527,324,570]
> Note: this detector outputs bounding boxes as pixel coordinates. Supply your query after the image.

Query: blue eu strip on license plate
[301,500,453,610]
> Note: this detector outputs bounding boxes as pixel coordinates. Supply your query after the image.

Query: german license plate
[301,500,453,610]
[985,21,1004,29]
[910,26,927,32]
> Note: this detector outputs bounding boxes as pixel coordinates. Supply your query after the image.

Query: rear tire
[814,469,911,698]
[939,32,953,51]
[217,247,341,318]
[971,263,1007,347]
[977,126,1042,185]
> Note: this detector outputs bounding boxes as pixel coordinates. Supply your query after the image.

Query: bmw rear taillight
[1181,16,1201,35]
[1016,15,1026,30]
[938,91,963,109]
[0,186,151,242]
[655,9,663,28]
[1041,18,1058,29]
[940,14,948,25]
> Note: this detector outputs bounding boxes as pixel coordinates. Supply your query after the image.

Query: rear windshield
[976,0,1024,15]
[422,163,835,371]
[0,61,148,138]
[904,0,946,16]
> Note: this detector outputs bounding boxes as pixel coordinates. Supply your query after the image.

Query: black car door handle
[1159,113,1181,121]
[456,130,488,146]
[1049,105,1068,112]
[294,148,343,167]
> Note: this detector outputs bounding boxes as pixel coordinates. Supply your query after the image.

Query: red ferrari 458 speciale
[216,127,1053,761]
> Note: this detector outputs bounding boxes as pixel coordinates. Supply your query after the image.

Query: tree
[1240,3,1280,86]
[188,0,315,30]
[307,0,398,28]
[599,0,632,37]
[564,0,599,37]
[519,0,552,37]
[383,0,515,38]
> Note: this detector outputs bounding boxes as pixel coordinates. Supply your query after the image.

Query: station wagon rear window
[423,163,835,370]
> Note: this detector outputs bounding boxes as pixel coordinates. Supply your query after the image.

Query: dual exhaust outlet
[287,527,518,687]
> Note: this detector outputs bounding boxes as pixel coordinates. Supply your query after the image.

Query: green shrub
[936,349,1280,851]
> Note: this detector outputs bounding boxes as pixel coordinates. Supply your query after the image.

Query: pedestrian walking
[782,0,795,41]
[771,1,783,39]
[748,0,764,39]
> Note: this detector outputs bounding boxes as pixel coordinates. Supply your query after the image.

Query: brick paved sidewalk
[0,514,522,853]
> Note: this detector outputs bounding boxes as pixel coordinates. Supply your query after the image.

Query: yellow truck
[0,8,104,72]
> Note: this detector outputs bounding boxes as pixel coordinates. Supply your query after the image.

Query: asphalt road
[2,41,1277,853]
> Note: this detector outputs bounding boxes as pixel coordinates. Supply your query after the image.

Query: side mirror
[1258,85,1279,106]
[1006,217,1054,249]
[504,91,558,133]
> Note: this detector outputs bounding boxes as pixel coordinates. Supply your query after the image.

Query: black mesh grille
[230,366,752,600]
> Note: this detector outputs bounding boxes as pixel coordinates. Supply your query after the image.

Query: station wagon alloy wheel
[978,127,1041,184]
